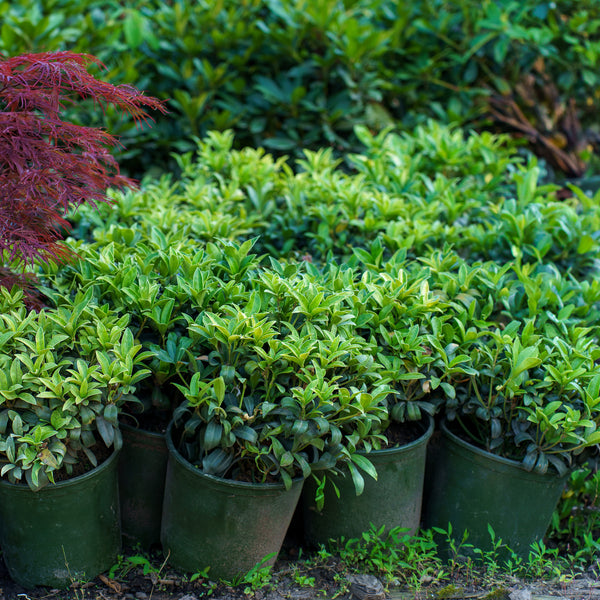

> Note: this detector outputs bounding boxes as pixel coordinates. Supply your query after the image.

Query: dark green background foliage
[3,0,600,175]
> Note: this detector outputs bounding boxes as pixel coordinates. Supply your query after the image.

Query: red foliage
[0,51,167,301]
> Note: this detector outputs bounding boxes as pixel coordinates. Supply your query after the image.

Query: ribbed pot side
[119,422,168,548]
[303,415,434,546]
[423,421,568,557]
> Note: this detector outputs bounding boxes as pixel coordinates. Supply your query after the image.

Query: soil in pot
[302,415,434,546]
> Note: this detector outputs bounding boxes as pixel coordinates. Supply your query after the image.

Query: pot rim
[441,419,568,480]
[361,412,434,457]
[0,447,120,492]
[165,421,303,491]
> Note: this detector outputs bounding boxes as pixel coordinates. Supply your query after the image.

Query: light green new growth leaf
[213,377,226,403]
[347,461,365,496]
[577,234,595,255]
[511,345,541,378]
[351,453,377,481]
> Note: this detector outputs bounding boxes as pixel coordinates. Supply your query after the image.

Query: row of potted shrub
[0,247,409,585]
[2,125,600,586]
[1,229,596,586]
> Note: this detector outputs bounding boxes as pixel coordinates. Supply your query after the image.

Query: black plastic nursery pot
[423,420,568,557]
[119,422,168,548]
[0,449,121,589]
[161,422,304,580]
[302,415,434,546]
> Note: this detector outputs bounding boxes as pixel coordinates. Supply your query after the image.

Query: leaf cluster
[0,287,149,489]
[70,124,600,280]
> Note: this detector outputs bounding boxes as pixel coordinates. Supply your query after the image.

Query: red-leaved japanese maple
[0,51,167,304]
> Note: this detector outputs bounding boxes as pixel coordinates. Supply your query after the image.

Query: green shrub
[0,287,149,488]
[4,0,600,175]
[69,124,600,280]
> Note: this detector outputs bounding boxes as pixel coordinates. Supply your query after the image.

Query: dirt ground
[0,550,598,600]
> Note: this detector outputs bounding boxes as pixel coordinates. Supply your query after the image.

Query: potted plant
[160,267,389,580]
[301,259,445,544]
[0,288,150,588]
[50,234,262,547]
[423,305,600,555]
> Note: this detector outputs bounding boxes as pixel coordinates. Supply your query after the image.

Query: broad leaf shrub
[43,232,238,415]
[423,263,600,475]
[2,0,600,175]
[341,249,600,475]
[172,308,389,493]
[58,123,600,486]
[0,287,149,489]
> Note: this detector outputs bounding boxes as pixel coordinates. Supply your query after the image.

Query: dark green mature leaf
[347,461,365,496]
[202,449,233,476]
[351,454,377,481]
[234,425,258,444]
[96,416,114,447]
[204,422,223,451]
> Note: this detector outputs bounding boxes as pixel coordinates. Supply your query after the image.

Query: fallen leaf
[98,574,122,594]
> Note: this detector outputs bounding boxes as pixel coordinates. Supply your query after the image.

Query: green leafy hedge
[4,0,600,176]
[70,122,600,280]
[49,122,600,477]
